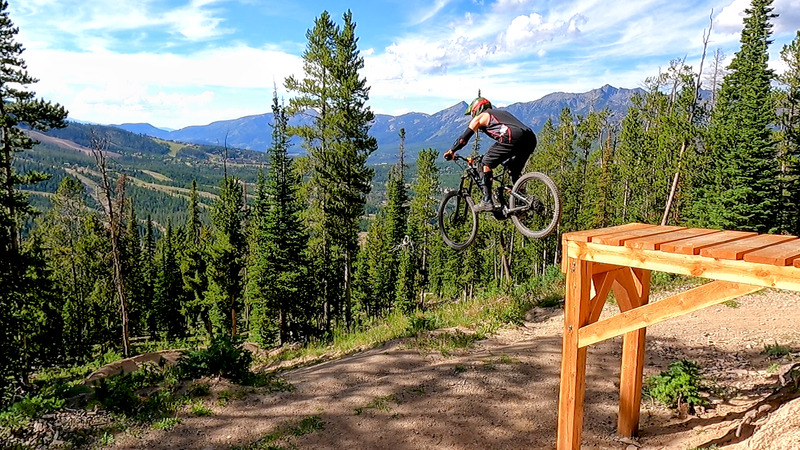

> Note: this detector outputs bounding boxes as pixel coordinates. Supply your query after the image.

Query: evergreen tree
[206,176,247,336]
[246,90,308,346]
[141,214,158,335]
[123,201,146,336]
[286,10,376,330]
[181,181,210,336]
[153,222,188,340]
[777,31,800,234]
[0,0,67,405]
[692,0,779,232]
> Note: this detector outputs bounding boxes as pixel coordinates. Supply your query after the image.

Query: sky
[8,0,800,130]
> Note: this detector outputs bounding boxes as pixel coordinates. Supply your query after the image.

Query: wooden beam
[577,280,762,348]
[588,269,620,323]
[616,269,650,437]
[557,258,593,450]
[566,241,800,291]
[618,326,647,436]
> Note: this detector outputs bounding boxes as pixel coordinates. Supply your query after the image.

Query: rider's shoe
[473,198,497,213]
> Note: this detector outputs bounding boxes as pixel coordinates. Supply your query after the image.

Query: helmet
[465,97,492,117]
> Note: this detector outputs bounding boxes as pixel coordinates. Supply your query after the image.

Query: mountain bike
[437,153,561,251]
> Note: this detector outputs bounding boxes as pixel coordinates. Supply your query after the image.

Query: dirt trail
[113,288,800,450]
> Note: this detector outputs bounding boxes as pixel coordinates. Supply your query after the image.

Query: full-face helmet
[465,97,492,117]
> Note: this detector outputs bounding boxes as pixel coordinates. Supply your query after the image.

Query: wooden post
[613,268,651,437]
[557,258,593,449]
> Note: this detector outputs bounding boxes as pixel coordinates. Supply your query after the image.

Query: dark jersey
[481,109,532,145]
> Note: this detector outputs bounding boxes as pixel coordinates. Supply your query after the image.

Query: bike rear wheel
[509,172,561,239]
[438,190,479,250]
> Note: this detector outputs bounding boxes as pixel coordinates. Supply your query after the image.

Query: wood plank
[578,281,763,348]
[659,230,757,255]
[700,234,797,260]
[743,238,800,266]
[795,258,800,269]
[562,223,651,243]
[565,240,800,291]
[625,228,722,250]
[557,258,593,450]
[591,225,686,246]
[618,327,646,437]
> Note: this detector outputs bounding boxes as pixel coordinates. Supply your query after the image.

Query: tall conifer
[693,0,779,232]
[246,90,308,345]
[0,0,67,405]
[286,10,376,330]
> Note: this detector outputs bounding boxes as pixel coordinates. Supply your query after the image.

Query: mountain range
[112,84,643,163]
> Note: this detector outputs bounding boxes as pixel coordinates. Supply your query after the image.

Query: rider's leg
[473,165,495,212]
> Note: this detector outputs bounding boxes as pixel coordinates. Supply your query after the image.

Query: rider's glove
[443,150,454,161]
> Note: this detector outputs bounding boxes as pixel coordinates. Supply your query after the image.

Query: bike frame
[451,154,532,218]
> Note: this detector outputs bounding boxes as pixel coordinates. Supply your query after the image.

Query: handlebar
[444,152,476,164]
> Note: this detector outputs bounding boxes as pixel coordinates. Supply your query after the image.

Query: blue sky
[9,0,800,130]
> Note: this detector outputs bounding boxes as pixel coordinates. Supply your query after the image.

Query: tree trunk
[92,134,130,357]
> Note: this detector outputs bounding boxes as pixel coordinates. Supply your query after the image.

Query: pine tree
[777,31,800,234]
[693,0,779,232]
[123,201,146,336]
[0,0,67,405]
[285,10,376,330]
[246,90,308,346]
[153,222,188,340]
[141,214,158,335]
[206,176,247,337]
[181,181,210,336]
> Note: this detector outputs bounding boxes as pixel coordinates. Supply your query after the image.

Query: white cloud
[773,0,800,33]
[11,0,232,48]
[715,0,749,34]
[23,44,303,128]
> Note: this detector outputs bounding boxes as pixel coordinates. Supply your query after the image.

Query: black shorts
[483,130,537,180]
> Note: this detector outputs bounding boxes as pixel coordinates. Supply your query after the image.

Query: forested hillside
[2,2,800,447]
[113,84,642,163]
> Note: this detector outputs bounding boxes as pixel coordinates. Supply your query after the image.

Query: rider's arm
[445,112,491,159]
[451,111,492,152]
[449,127,475,153]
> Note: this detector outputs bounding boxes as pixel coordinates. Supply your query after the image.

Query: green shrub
[645,360,707,410]
[763,342,791,358]
[190,401,213,417]
[407,312,438,335]
[152,417,181,430]
[0,384,67,431]
[178,335,253,382]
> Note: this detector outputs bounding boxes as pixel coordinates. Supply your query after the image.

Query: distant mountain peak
[105,85,642,162]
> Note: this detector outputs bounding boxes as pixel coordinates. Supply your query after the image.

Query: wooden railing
[557,223,800,449]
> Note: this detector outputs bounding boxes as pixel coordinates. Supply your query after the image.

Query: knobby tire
[509,172,561,239]
[437,189,479,251]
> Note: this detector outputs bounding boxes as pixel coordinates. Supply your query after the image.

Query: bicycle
[437,153,561,251]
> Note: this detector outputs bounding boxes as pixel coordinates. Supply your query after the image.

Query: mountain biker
[443,96,537,212]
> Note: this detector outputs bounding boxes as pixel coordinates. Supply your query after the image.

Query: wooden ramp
[557,224,800,449]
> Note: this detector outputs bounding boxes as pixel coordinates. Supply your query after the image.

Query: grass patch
[410,329,484,356]
[365,395,393,412]
[722,300,740,308]
[190,401,213,417]
[763,342,792,358]
[767,363,781,374]
[217,389,245,406]
[355,385,427,416]
[255,265,567,370]
[152,417,181,430]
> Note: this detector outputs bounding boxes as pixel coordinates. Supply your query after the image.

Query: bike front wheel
[509,172,561,239]
[437,190,479,251]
